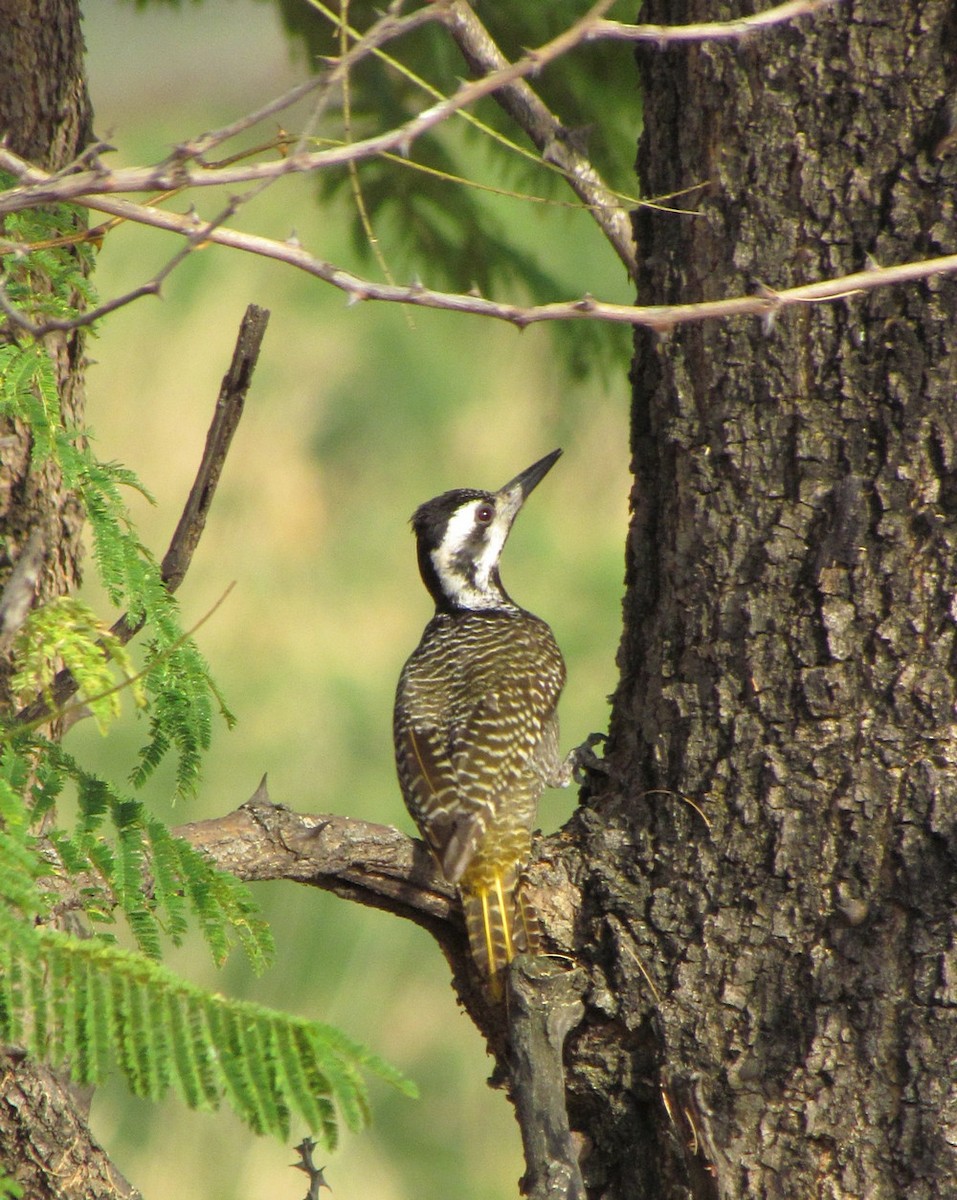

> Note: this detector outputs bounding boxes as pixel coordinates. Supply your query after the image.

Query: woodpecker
[393,449,571,998]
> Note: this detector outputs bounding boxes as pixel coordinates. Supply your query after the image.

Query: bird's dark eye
[476,503,494,523]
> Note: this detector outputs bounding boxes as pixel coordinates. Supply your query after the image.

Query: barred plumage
[394,450,569,998]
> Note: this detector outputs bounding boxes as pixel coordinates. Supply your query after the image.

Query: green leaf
[0,931,415,1144]
[11,596,143,734]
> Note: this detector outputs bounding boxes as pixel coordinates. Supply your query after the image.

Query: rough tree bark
[0,4,137,1197]
[0,0,92,704]
[559,1,957,1197]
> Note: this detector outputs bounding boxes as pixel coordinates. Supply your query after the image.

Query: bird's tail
[460,859,541,1000]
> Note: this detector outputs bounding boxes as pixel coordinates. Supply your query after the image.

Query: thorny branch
[0,198,241,339]
[589,0,836,44]
[0,0,830,210]
[179,784,595,1199]
[0,0,864,340]
[0,1,622,209]
[4,150,953,336]
[174,778,460,946]
[185,1,448,164]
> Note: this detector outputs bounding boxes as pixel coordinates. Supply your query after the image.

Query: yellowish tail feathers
[461,862,541,1000]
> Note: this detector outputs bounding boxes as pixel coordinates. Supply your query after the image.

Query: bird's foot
[565,732,608,786]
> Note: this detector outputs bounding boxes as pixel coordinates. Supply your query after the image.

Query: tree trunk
[559,2,957,1197]
[0,5,135,1196]
[0,0,92,705]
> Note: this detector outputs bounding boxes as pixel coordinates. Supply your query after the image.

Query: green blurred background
[70,2,634,1195]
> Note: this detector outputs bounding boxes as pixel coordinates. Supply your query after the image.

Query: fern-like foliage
[0,925,415,1142]
[11,596,144,733]
[1,178,416,1154]
[2,191,224,793]
[0,180,96,320]
[0,740,271,968]
[0,337,226,796]
[0,741,416,1140]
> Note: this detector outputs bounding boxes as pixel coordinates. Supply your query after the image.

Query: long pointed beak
[496,449,562,511]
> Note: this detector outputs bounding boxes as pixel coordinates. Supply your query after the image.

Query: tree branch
[176,783,594,1200]
[0,0,856,338]
[0,0,843,340]
[183,0,449,163]
[159,303,268,595]
[6,145,956,332]
[589,0,837,45]
[506,957,588,1200]
[0,0,835,221]
[442,0,637,281]
[173,777,459,942]
[0,1,623,210]
[0,199,241,339]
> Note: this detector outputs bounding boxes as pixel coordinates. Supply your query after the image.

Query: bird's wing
[395,721,487,883]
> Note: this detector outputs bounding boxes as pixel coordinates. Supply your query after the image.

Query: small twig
[442,0,637,280]
[14,305,267,725]
[0,273,158,338]
[184,6,451,267]
[186,77,330,163]
[182,1,450,164]
[589,0,837,45]
[506,956,588,1200]
[291,1136,332,1199]
[0,198,242,338]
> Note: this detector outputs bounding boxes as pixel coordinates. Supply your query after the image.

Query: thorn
[753,279,780,335]
[525,49,544,76]
[291,1136,332,1198]
[286,230,302,248]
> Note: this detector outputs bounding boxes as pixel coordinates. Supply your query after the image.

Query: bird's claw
[569,732,608,785]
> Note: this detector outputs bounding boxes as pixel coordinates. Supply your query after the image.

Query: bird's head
[410,449,561,613]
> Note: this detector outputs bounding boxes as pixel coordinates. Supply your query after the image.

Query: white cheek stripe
[474,517,509,588]
[429,500,512,608]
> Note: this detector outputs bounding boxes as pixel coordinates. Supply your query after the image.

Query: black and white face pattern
[409,451,561,614]
[412,485,525,612]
